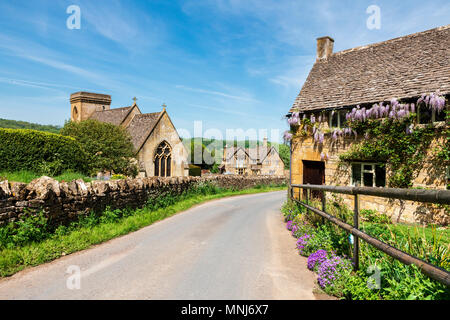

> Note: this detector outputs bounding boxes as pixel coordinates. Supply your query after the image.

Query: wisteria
[283,131,293,142]
[417,90,446,113]
[286,91,446,144]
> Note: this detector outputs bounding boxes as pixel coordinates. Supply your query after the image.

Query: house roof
[290,25,450,113]
[224,145,281,163]
[90,106,133,126]
[126,112,162,151]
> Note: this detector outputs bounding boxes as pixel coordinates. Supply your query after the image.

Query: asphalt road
[0,191,320,300]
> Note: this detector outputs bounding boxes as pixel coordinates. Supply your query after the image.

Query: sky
[0,0,449,143]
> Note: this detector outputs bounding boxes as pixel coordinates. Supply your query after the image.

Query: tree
[60,120,137,176]
[277,143,290,169]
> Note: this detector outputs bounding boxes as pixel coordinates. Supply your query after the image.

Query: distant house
[219,138,285,176]
[287,25,449,225]
[70,92,189,177]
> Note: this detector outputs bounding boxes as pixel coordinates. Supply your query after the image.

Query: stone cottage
[70,92,189,177]
[219,138,285,176]
[287,25,449,225]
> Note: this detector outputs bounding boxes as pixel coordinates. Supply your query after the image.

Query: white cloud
[175,84,258,103]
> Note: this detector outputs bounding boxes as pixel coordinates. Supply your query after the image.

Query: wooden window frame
[351,162,386,187]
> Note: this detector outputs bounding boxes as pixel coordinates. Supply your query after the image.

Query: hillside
[182,137,290,169]
[0,118,61,134]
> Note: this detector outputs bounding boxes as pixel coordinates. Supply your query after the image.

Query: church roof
[90,106,133,126]
[291,25,450,113]
[126,112,162,151]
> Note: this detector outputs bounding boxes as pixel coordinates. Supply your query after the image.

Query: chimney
[316,36,334,60]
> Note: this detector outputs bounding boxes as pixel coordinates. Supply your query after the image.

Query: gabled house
[70,92,189,177]
[220,138,285,176]
[287,25,449,225]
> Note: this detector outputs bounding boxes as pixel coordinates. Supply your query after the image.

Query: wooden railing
[289,184,450,287]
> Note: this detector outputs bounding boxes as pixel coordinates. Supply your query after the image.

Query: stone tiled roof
[126,112,161,151]
[90,106,133,126]
[225,146,277,162]
[291,25,450,113]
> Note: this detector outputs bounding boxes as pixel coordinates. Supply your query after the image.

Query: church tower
[70,92,112,122]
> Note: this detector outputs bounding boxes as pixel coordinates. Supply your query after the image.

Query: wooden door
[302,160,325,199]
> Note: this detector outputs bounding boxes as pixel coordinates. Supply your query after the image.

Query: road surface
[0,191,322,300]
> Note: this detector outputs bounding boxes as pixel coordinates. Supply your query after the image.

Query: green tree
[60,120,137,177]
[278,143,290,169]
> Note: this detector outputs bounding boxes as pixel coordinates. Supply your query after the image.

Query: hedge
[0,128,88,175]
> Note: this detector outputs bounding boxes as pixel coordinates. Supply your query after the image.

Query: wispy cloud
[81,0,165,50]
[0,77,82,91]
[175,84,258,102]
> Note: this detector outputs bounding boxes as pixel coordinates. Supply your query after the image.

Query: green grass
[0,184,286,277]
[0,170,92,183]
[385,223,450,246]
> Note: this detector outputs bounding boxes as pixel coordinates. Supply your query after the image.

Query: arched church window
[154,141,172,177]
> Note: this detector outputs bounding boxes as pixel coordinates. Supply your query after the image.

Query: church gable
[126,112,162,152]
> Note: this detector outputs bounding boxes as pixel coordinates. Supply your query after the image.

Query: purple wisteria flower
[283,131,293,142]
[307,250,328,271]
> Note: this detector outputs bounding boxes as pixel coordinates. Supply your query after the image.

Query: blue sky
[0,0,449,143]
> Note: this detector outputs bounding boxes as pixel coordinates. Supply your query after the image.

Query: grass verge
[0,184,286,277]
[0,170,92,183]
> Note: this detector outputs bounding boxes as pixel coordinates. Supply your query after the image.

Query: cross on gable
[132,97,137,103]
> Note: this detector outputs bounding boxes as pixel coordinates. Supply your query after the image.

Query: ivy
[340,115,437,188]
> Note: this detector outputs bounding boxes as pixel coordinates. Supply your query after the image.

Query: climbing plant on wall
[284,91,448,189]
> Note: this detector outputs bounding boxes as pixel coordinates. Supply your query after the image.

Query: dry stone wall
[0,175,286,227]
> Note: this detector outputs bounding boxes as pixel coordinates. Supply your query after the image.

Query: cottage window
[351,163,386,187]
[329,110,348,128]
[418,105,447,124]
[154,141,172,177]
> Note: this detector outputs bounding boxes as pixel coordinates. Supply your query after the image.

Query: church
[70,91,189,177]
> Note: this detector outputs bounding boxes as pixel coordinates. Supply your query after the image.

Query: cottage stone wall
[290,129,448,225]
[0,175,286,227]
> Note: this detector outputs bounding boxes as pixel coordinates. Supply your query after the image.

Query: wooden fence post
[321,191,326,224]
[353,194,360,271]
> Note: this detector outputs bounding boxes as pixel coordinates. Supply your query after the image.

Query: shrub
[60,120,137,177]
[0,128,88,175]
[111,174,126,180]
[342,272,381,300]
[361,209,392,224]
[0,212,51,250]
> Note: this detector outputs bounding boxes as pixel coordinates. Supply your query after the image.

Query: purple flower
[286,220,293,231]
[317,255,352,289]
[296,234,313,255]
[307,250,328,270]
[283,131,293,142]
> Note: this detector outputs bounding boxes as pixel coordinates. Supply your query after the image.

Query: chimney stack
[316,36,334,60]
